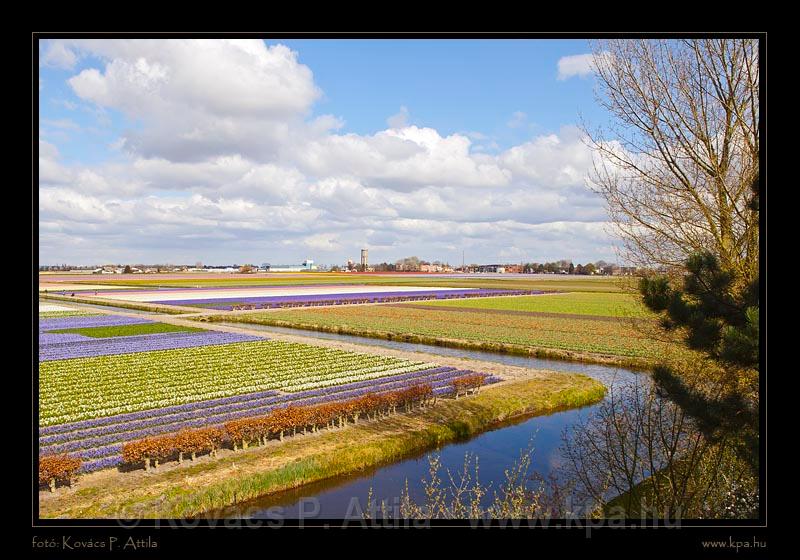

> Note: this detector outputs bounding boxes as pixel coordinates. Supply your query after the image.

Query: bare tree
[586,39,759,284]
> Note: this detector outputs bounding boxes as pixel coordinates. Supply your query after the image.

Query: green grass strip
[50,322,204,338]
[418,292,653,318]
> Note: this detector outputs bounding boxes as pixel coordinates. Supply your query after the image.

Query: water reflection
[213,324,648,519]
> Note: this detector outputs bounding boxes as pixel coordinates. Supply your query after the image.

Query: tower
[360,249,368,270]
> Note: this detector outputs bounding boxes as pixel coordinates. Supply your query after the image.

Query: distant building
[608,265,638,276]
[474,264,506,273]
[360,249,368,269]
[201,266,238,273]
[263,259,317,272]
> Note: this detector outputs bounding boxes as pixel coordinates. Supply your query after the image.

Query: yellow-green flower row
[39,340,433,426]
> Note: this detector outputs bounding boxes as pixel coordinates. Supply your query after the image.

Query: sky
[38,38,621,267]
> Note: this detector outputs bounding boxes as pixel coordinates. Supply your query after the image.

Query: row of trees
[520,261,614,275]
[333,257,620,274]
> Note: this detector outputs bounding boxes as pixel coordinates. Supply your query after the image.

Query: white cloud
[68,40,318,118]
[39,139,60,160]
[298,233,343,252]
[42,118,80,130]
[558,54,594,80]
[387,105,410,129]
[41,41,78,70]
[557,53,597,80]
[500,126,594,189]
[64,39,320,162]
[507,111,527,128]
[39,39,618,265]
[52,99,78,111]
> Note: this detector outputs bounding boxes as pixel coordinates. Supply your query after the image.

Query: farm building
[262,259,317,272]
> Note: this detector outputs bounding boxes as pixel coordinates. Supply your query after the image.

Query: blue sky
[38,38,620,266]
[267,39,605,138]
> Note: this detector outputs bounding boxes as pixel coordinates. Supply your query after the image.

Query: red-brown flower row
[120,382,450,470]
[38,454,82,492]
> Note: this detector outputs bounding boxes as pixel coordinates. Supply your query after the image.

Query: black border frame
[32,31,768,554]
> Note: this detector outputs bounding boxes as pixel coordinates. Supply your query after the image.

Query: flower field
[39,303,81,313]
[40,271,628,292]
[40,331,262,361]
[151,288,540,310]
[38,306,502,477]
[39,303,97,319]
[225,306,677,360]
[38,314,258,361]
[416,292,653,318]
[39,340,441,426]
[40,315,153,331]
[49,321,205,338]
[73,283,541,310]
[83,284,478,303]
[40,364,497,473]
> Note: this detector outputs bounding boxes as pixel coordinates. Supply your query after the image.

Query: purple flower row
[41,368,466,454]
[153,289,541,310]
[39,332,91,345]
[39,331,262,361]
[40,388,283,437]
[39,315,153,333]
[80,456,123,473]
[41,367,453,444]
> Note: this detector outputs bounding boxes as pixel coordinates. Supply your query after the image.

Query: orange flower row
[39,453,82,491]
[121,383,435,468]
[451,374,487,397]
[122,426,224,469]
